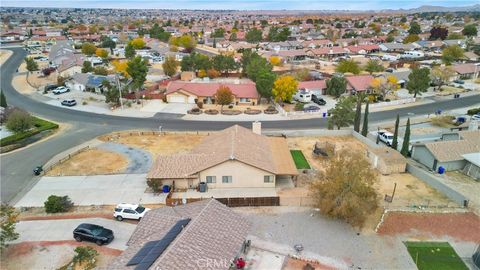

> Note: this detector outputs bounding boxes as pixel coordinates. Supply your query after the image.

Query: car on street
[453,79,465,84]
[303,105,320,112]
[311,95,326,106]
[52,86,70,95]
[378,131,395,146]
[113,203,150,221]
[61,99,77,107]
[73,223,114,246]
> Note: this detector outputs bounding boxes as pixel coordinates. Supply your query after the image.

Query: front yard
[404,242,468,270]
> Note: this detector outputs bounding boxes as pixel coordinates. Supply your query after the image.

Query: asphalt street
[1,47,479,204]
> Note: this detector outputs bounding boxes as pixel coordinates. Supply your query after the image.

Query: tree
[370,75,398,99]
[229,32,237,41]
[81,61,93,73]
[162,56,178,77]
[462,24,478,37]
[403,34,420,44]
[169,35,197,53]
[293,68,311,81]
[112,60,129,77]
[361,101,369,137]
[95,48,109,59]
[103,81,121,105]
[364,59,384,74]
[392,114,399,150]
[408,21,421,35]
[442,45,464,65]
[6,109,33,133]
[0,204,19,251]
[400,118,411,157]
[272,75,298,103]
[24,57,38,72]
[328,96,355,130]
[100,35,116,53]
[124,44,136,59]
[256,70,276,100]
[207,68,220,79]
[429,26,448,40]
[245,56,272,82]
[129,38,146,50]
[126,56,148,101]
[269,56,282,66]
[336,59,361,74]
[93,66,108,76]
[310,150,378,227]
[44,195,74,213]
[212,55,238,75]
[267,27,291,42]
[0,90,7,108]
[211,28,225,38]
[81,42,97,56]
[407,68,430,98]
[353,93,366,132]
[431,66,455,90]
[72,246,98,270]
[215,86,233,111]
[245,28,263,43]
[149,23,171,42]
[325,76,347,98]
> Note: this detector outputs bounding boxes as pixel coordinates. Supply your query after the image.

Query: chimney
[252,121,262,135]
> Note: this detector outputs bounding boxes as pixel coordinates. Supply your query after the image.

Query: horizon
[1,0,479,11]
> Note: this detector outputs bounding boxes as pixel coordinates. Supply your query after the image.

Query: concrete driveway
[13,218,136,250]
[15,174,167,207]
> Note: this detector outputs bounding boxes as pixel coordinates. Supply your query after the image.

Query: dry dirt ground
[0,49,13,65]
[46,148,129,176]
[26,72,57,89]
[12,74,36,94]
[282,257,336,270]
[99,133,207,156]
[1,241,121,270]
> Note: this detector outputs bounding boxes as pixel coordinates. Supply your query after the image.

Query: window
[222,176,232,183]
[123,209,136,214]
[264,175,274,183]
[239,98,250,103]
[206,176,216,183]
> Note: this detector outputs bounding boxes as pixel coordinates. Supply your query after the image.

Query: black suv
[311,95,326,106]
[73,223,114,246]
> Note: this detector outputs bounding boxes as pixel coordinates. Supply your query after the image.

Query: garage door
[168,95,186,103]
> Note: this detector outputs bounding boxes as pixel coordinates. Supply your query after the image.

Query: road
[1,47,480,204]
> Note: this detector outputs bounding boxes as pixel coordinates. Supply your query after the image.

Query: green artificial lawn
[290,150,311,169]
[404,242,468,270]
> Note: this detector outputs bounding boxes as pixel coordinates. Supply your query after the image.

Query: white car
[472,114,480,121]
[378,131,395,146]
[52,86,70,95]
[113,203,150,221]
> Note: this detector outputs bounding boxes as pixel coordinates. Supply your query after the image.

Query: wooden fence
[166,197,280,207]
[43,146,90,174]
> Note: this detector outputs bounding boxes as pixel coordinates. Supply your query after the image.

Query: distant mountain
[403,4,480,13]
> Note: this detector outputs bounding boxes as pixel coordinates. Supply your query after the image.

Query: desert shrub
[294,103,304,111]
[72,246,98,270]
[204,109,219,115]
[147,180,161,192]
[82,101,88,105]
[430,115,455,128]
[221,110,242,115]
[244,109,261,115]
[467,108,480,115]
[264,105,279,114]
[44,195,73,213]
[6,109,33,133]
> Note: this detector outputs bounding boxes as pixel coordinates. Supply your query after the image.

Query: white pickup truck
[378,131,394,146]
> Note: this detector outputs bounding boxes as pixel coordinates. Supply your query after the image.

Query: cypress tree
[0,90,7,108]
[400,118,411,157]
[353,96,362,132]
[392,114,399,150]
[361,101,369,137]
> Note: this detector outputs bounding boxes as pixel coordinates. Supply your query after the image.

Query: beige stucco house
[147,124,298,190]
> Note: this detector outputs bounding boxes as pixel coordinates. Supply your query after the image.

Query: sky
[1,0,478,10]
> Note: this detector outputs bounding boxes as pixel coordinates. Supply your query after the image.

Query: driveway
[13,218,136,250]
[15,174,167,207]
[97,142,152,174]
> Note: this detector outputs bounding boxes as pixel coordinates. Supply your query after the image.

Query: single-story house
[411,130,480,172]
[307,47,348,59]
[108,199,251,270]
[147,124,298,190]
[165,80,258,105]
[298,80,327,95]
[346,75,374,94]
[379,43,415,52]
[462,153,480,181]
[345,44,380,55]
[66,73,116,93]
[56,54,85,77]
[452,63,480,80]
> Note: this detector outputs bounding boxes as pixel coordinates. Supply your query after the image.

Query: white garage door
[187,96,197,104]
[168,95,186,103]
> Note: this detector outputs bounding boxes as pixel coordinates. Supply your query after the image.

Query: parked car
[113,203,150,221]
[453,79,465,84]
[61,99,77,107]
[52,86,70,95]
[33,56,48,62]
[73,223,114,246]
[472,114,480,121]
[44,84,57,92]
[378,131,394,146]
[311,95,326,106]
[303,105,320,112]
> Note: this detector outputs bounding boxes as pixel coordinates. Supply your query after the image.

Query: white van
[381,54,399,61]
[400,51,424,59]
[294,89,312,103]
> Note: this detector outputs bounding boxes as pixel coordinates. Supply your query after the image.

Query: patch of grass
[290,150,311,169]
[430,115,455,128]
[404,242,468,270]
[0,117,58,146]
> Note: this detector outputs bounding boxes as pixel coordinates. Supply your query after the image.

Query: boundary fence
[166,197,280,207]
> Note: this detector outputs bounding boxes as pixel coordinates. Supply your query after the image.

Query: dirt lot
[12,74,36,94]
[1,241,121,270]
[27,72,57,89]
[282,257,336,270]
[46,149,129,176]
[99,133,207,156]
[377,211,480,243]
[0,49,13,65]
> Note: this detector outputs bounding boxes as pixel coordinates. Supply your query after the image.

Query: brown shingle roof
[109,199,251,270]
[424,130,480,162]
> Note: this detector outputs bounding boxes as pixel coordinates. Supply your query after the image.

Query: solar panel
[126,218,191,270]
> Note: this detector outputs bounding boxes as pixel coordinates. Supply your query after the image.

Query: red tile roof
[298,80,327,90]
[309,46,347,55]
[346,75,374,91]
[453,63,478,75]
[166,81,258,98]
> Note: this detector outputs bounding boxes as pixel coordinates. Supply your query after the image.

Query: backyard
[404,241,468,270]
[290,150,311,169]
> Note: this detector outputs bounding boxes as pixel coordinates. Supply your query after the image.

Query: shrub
[6,109,33,133]
[196,101,203,109]
[0,116,58,146]
[294,103,304,111]
[72,246,98,270]
[44,195,73,213]
[147,180,161,192]
[431,115,455,128]
[467,108,480,115]
[82,101,88,105]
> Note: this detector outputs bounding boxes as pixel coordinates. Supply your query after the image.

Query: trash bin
[199,182,207,193]
[438,166,445,174]
[162,185,170,193]
[322,112,327,118]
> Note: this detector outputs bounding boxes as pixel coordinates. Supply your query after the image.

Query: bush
[44,195,73,213]
[6,109,33,133]
[0,116,58,146]
[147,180,161,192]
[196,101,203,109]
[294,103,304,111]
[467,108,480,115]
[72,246,98,270]
[431,115,455,128]
[82,101,88,105]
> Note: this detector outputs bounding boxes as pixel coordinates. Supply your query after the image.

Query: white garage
[166,90,197,104]
[168,94,187,103]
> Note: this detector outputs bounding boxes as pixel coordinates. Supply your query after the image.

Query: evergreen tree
[400,118,411,157]
[212,38,216,48]
[392,114,399,150]
[361,101,369,137]
[0,90,7,108]
[353,95,362,132]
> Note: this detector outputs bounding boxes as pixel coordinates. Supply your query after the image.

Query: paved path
[97,142,152,174]
[13,218,136,250]
[15,174,167,207]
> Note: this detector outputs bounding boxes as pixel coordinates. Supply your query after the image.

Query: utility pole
[116,73,124,110]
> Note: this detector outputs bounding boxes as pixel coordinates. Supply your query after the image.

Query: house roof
[298,80,327,90]
[148,125,297,179]
[346,75,374,91]
[463,153,480,167]
[424,130,480,162]
[452,63,478,75]
[166,81,258,99]
[108,199,251,270]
